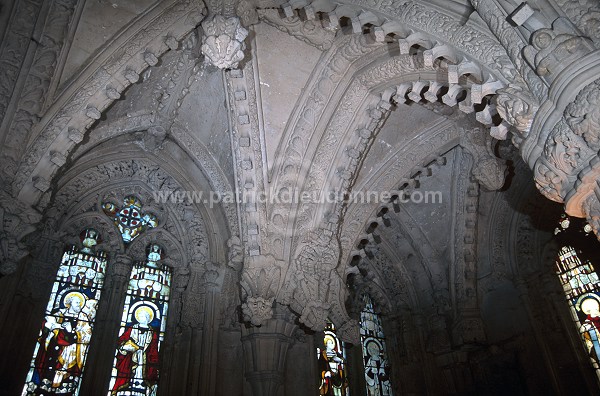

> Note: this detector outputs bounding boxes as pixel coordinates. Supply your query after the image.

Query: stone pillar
[80,253,132,393]
[0,233,64,395]
[241,305,298,396]
[0,190,42,275]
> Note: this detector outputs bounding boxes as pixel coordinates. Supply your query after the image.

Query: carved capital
[240,254,282,326]
[0,190,42,274]
[201,15,248,69]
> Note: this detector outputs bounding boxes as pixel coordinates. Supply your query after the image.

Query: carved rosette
[0,190,42,274]
[201,15,249,69]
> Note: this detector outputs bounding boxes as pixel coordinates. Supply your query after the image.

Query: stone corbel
[0,190,42,275]
[286,228,341,331]
[460,127,507,191]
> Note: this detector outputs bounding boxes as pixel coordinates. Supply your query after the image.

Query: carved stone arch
[44,151,220,274]
[274,0,538,95]
[281,39,507,274]
[338,125,461,271]
[58,212,124,255]
[12,0,207,206]
[64,114,238,236]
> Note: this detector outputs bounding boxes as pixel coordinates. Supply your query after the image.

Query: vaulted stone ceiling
[0,0,597,322]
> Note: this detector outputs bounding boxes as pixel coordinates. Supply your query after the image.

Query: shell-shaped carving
[202,34,245,69]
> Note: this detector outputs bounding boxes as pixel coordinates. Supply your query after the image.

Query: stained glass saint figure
[318,321,348,396]
[108,244,171,396]
[556,239,600,375]
[102,196,157,243]
[22,229,107,396]
[360,295,393,396]
[577,293,600,365]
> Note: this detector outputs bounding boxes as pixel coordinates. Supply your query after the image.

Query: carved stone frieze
[564,79,600,152]
[201,15,249,69]
[0,0,45,130]
[326,0,541,98]
[450,147,481,316]
[1,0,80,189]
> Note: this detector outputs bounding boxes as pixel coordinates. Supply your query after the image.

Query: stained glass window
[108,244,171,396]
[556,245,600,374]
[317,320,349,396]
[360,295,393,396]
[555,214,600,377]
[102,196,157,243]
[22,229,107,396]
